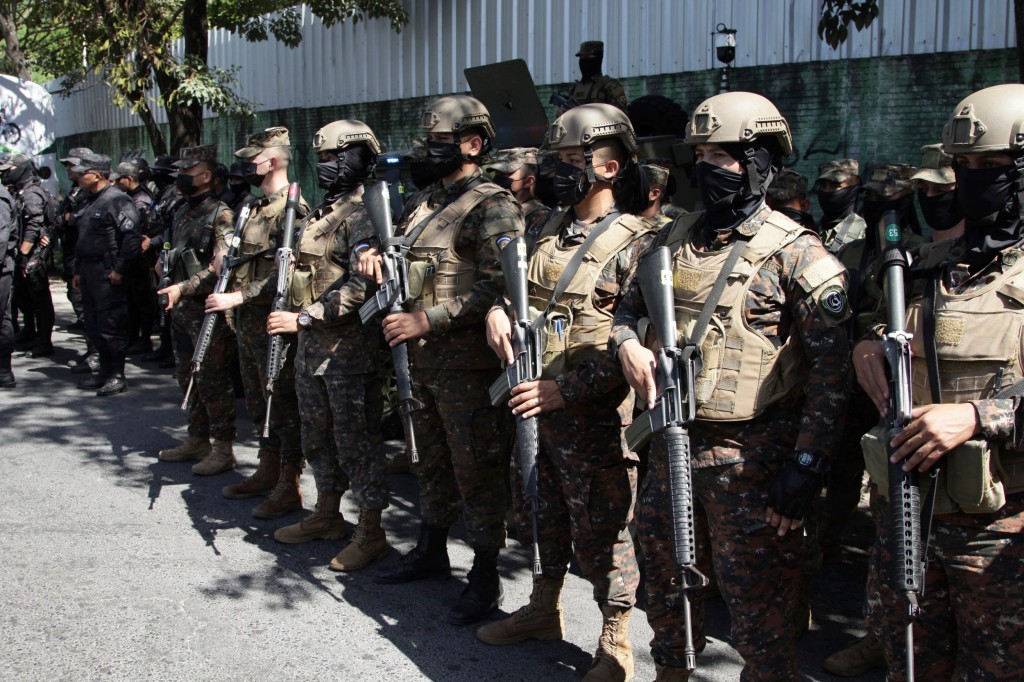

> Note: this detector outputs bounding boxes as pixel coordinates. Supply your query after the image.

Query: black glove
[767,460,823,521]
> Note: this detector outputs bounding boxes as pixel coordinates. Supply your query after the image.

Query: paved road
[0,284,885,681]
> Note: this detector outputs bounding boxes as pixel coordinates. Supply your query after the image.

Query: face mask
[775,206,817,229]
[318,146,375,198]
[579,56,602,79]
[816,184,860,217]
[175,173,198,196]
[955,164,1016,222]
[408,160,437,190]
[229,181,248,194]
[552,161,591,206]
[240,160,266,187]
[490,174,515,191]
[426,140,464,180]
[917,188,962,231]
[694,161,745,210]
[862,193,915,230]
[533,175,558,208]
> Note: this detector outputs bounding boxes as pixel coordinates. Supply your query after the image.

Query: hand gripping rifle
[623,246,709,671]
[358,181,424,463]
[878,210,923,679]
[262,183,301,438]
[181,204,251,411]
[489,237,544,576]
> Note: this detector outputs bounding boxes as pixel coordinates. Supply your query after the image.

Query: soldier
[69,151,142,396]
[853,82,1024,681]
[612,91,851,680]
[478,103,655,682]
[155,145,239,475]
[112,160,158,356]
[224,162,257,215]
[815,159,866,252]
[860,163,920,234]
[0,154,56,358]
[564,41,628,113]
[485,147,550,243]
[639,159,674,228]
[142,155,183,365]
[766,168,816,229]
[205,127,310,518]
[0,179,16,388]
[913,143,963,240]
[356,95,521,625]
[267,120,390,571]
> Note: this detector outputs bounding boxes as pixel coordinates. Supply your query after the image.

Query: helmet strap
[743,146,763,196]
[1014,155,1024,223]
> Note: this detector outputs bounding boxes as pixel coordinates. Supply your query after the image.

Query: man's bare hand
[618,338,657,408]
[890,403,980,473]
[486,308,514,364]
[382,311,430,346]
[108,270,123,285]
[509,380,565,418]
[157,284,181,311]
[267,311,299,335]
[205,291,244,313]
[356,247,383,283]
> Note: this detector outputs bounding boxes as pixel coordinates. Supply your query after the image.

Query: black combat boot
[0,356,15,388]
[374,525,450,584]
[448,547,503,626]
[96,374,127,396]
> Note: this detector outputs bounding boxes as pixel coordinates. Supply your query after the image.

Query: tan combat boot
[823,633,885,677]
[273,490,347,544]
[252,465,303,519]
[158,437,211,462]
[654,664,690,681]
[329,508,390,571]
[476,575,564,645]
[582,605,634,682]
[221,449,280,499]
[191,440,236,476]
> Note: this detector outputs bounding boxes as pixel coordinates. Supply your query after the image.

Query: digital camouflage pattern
[816,158,860,184]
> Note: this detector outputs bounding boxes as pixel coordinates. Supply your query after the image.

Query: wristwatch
[794,450,827,473]
[297,311,312,329]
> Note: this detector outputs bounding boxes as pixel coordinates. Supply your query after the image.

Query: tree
[817,0,879,50]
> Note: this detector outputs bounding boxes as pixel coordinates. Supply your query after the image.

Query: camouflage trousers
[409,367,513,550]
[295,327,387,508]
[511,411,639,609]
[639,446,805,680]
[171,301,237,443]
[865,487,1024,681]
[234,305,302,466]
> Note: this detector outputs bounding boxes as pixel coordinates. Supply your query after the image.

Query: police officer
[206,127,310,517]
[613,92,851,680]
[564,41,628,112]
[70,151,142,396]
[480,103,655,681]
[141,155,183,365]
[155,145,239,476]
[58,149,91,349]
[357,95,522,625]
[112,159,158,355]
[0,178,16,388]
[267,120,390,572]
[913,143,964,240]
[853,82,1024,681]
[484,147,551,241]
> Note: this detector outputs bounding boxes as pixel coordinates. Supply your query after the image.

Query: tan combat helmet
[545,102,638,155]
[686,91,793,156]
[942,83,1024,155]
[421,95,496,140]
[312,119,382,155]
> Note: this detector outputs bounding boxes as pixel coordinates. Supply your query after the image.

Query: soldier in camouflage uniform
[268,120,390,572]
[155,145,238,475]
[853,83,1024,681]
[478,104,654,682]
[206,127,310,519]
[639,159,674,230]
[357,95,521,625]
[612,91,851,681]
[815,159,866,250]
[913,143,964,241]
[563,41,628,113]
[484,147,551,242]
[766,168,816,229]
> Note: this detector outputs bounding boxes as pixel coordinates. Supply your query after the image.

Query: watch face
[797,452,814,467]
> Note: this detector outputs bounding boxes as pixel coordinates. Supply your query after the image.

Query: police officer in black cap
[0,176,16,387]
[70,151,142,396]
[225,161,257,214]
[141,154,182,364]
[112,159,158,355]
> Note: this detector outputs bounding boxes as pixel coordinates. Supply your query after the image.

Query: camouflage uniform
[611,206,851,678]
[484,148,551,243]
[568,41,628,111]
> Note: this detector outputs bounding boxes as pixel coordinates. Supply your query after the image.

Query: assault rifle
[549,91,578,111]
[489,237,544,576]
[623,246,708,672]
[878,209,923,679]
[358,181,424,462]
[263,183,301,438]
[181,204,251,410]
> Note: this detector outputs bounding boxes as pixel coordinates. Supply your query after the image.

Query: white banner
[0,75,56,156]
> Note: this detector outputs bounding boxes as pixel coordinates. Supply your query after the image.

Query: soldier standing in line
[266,120,390,571]
[815,159,866,250]
[357,95,522,625]
[563,41,628,113]
[155,145,239,476]
[613,92,850,680]
[484,148,551,242]
[111,160,158,356]
[765,168,816,230]
[638,160,675,229]
[225,161,258,215]
[141,155,183,366]
[913,143,964,241]
[0,179,16,388]
[479,103,655,682]
[205,127,310,519]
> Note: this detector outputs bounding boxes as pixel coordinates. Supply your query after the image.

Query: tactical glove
[767,460,823,521]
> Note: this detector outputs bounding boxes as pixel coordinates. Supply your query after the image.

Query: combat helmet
[942,83,1024,155]
[545,102,638,155]
[421,95,496,140]
[313,119,382,155]
[686,91,793,156]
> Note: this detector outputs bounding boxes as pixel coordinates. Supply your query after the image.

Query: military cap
[767,168,809,202]
[59,147,93,166]
[640,159,671,189]
[0,153,30,171]
[817,159,860,184]
[911,143,955,185]
[174,144,218,170]
[228,160,248,178]
[70,151,111,174]
[110,160,141,180]
[485,147,539,174]
[235,126,290,159]
[576,41,604,57]
[537,149,559,178]
[863,163,917,198]
[152,155,179,172]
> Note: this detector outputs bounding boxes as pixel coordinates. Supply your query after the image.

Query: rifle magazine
[624,411,654,452]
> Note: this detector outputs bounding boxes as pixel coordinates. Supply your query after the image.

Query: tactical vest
[233,189,290,288]
[822,212,866,261]
[288,198,361,310]
[663,210,843,421]
[527,213,652,378]
[169,197,225,283]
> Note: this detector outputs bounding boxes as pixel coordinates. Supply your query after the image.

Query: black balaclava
[4,158,35,187]
[817,184,861,228]
[318,145,375,203]
[695,140,778,233]
[579,56,602,80]
[775,206,817,229]
[955,157,1024,268]
[917,188,963,232]
[862,192,919,236]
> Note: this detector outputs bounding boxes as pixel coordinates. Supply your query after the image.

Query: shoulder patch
[817,284,849,323]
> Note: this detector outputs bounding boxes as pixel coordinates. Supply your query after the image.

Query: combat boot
[476,575,564,645]
[823,633,885,677]
[252,465,303,519]
[583,605,634,682]
[95,374,127,396]
[158,437,211,462]
[654,664,690,681]
[374,525,450,584]
[329,508,390,571]
[448,547,503,626]
[0,369,15,389]
[273,490,347,544]
[192,440,236,476]
[221,449,280,499]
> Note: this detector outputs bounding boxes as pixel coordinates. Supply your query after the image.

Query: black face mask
[239,161,265,187]
[151,170,175,190]
[490,174,515,191]
[862,193,915,231]
[229,181,248,194]
[5,161,33,186]
[534,175,558,208]
[694,161,745,210]
[426,140,464,181]
[917,188,962,232]
[408,160,437,190]
[817,184,860,218]
[955,164,1015,222]
[318,146,375,202]
[552,161,591,207]
[579,56,602,80]
[175,173,198,196]
[775,206,817,229]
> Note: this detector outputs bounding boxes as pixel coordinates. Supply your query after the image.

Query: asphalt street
[0,283,886,681]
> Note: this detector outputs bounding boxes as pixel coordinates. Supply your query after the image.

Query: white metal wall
[49,0,1017,137]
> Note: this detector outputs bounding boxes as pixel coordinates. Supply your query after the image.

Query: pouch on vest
[181,248,203,281]
[407,261,436,306]
[529,303,571,379]
[289,266,314,310]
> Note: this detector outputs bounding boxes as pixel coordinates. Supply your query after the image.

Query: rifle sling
[682,230,752,359]
[400,177,489,248]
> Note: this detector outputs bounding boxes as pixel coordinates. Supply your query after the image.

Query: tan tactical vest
[288,198,361,310]
[527,213,652,378]
[232,189,290,288]
[663,211,842,421]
